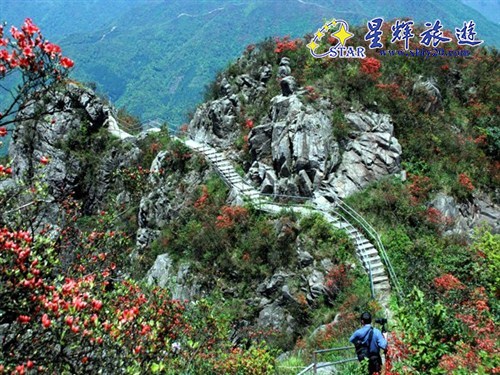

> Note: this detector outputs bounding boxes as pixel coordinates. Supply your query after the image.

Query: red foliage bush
[458,172,475,192]
[216,206,248,229]
[360,57,382,79]
[274,36,300,53]
[433,273,464,291]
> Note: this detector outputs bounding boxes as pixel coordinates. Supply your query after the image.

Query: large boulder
[323,111,402,198]
[247,94,340,197]
[429,192,500,235]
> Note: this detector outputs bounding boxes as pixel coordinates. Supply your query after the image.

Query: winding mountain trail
[183,139,396,306]
[110,117,401,373]
[108,115,401,307]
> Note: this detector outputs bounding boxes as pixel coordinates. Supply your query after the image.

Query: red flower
[60,56,74,69]
[0,127,7,137]
[91,299,103,311]
[42,313,51,328]
[22,18,40,36]
[42,42,61,57]
[133,345,142,354]
[17,315,31,324]
[458,173,475,191]
[245,119,254,129]
[40,156,49,165]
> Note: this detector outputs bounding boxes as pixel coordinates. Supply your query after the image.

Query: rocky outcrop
[323,111,402,198]
[144,253,200,301]
[412,76,442,113]
[135,150,210,254]
[246,94,401,198]
[189,73,266,149]
[188,52,402,199]
[7,83,139,221]
[429,192,500,235]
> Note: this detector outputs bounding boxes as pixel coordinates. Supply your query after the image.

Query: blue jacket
[349,324,387,354]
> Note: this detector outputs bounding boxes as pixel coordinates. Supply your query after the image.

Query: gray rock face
[8,83,139,220]
[189,74,266,149]
[258,302,296,335]
[324,111,402,198]
[145,253,174,288]
[135,150,210,253]
[247,95,400,197]
[412,76,442,113]
[247,94,340,197]
[280,76,297,96]
[145,253,201,301]
[430,192,500,235]
[189,96,239,149]
[278,57,291,78]
[259,63,272,84]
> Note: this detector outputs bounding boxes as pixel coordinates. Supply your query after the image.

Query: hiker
[349,312,387,375]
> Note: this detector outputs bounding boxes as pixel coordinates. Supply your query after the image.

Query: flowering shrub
[375,83,407,100]
[244,118,254,129]
[0,18,74,130]
[407,174,432,205]
[216,206,249,229]
[274,36,300,53]
[433,273,464,291]
[0,20,277,374]
[304,85,319,102]
[360,57,381,79]
[458,172,474,192]
[324,264,353,302]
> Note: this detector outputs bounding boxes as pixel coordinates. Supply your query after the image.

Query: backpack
[354,328,373,361]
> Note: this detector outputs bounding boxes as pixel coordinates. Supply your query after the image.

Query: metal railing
[333,198,403,299]
[297,346,357,375]
[114,120,402,300]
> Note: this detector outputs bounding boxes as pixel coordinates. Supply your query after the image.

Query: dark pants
[368,354,382,375]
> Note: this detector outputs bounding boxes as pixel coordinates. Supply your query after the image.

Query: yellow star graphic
[332,24,354,46]
[307,41,318,50]
[315,30,324,39]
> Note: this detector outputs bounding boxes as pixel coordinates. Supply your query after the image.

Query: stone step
[369,268,386,277]
[366,260,384,269]
[356,238,370,246]
[358,247,378,257]
[356,242,377,253]
[372,275,389,284]
[374,282,391,291]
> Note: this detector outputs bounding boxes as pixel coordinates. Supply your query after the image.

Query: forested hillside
[0,12,498,375]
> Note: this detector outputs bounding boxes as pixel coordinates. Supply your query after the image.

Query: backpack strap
[363,327,373,349]
[361,327,373,346]
[365,328,374,347]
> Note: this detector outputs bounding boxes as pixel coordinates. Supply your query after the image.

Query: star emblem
[332,24,354,46]
[307,40,319,50]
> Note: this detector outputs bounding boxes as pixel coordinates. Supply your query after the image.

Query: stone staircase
[108,119,396,302]
[184,138,392,301]
[112,123,399,375]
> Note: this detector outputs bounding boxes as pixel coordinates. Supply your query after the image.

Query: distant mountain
[2,0,499,127]
[0,0,148,40]
[462,0,500,24]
